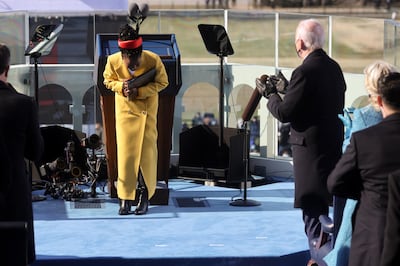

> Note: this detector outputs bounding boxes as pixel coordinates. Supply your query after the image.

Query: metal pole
[34,57,39,105]
[219,55,224,147]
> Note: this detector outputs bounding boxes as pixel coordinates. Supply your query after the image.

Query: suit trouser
[303,202,329,265]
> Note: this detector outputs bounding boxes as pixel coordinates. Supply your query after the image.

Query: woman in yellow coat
[103,24,168,215]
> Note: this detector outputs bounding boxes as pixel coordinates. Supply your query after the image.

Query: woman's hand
[123,81,139,100]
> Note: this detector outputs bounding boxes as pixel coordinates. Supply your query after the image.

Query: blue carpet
[31,179,310,266]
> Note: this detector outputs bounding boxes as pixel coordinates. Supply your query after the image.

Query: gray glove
[275,70,289,94]
[256,76,277,99]
[267,71,289,95]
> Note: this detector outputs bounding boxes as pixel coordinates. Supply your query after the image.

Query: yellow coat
[103,50,169,200]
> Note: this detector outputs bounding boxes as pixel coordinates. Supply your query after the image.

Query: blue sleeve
[342,105,382,152]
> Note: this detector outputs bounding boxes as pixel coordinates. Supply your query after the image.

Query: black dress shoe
[134,187,149,215]
[118,199,133,215]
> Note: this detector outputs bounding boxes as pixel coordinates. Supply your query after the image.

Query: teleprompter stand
[198,24,233,148]
[25,24,63,201]
[197,24,259,206]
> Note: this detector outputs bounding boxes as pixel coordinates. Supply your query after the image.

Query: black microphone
[242,74,268,122]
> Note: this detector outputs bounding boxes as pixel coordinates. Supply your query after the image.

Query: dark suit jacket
[267,49,346,209]
[380,171,400,266]
[327,113,400,266]
[0,81,43,264]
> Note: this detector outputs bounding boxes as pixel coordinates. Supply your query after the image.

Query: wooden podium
[94,34,182,204]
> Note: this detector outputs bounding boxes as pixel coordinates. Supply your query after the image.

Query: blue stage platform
[31,179,310,266]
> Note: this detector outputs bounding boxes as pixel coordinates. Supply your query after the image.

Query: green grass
[140,11,387,72]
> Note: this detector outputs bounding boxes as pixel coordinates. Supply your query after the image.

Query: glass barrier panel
[227,11,276,66]
[143,10,226,63]
[331,16,384,73]
[384,19,400,67]
[0,12,26,64]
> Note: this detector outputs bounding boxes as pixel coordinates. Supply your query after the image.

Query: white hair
[364,60,398,110]
[295,19,325,50]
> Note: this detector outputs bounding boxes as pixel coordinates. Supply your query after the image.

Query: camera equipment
[65,141,83,178]
[81,134,102,150]
[39,157,67,180]
[83,134,107,197]
[39,129,107,201]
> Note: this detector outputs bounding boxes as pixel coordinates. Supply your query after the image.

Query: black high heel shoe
[118,199,132,215]
[134,187,149,215]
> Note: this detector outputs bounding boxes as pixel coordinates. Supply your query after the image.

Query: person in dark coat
[323,60,397,266]
[327,72,400,266]
[0,43,43,265]
[380,171,400,266]
[256,18,346,265]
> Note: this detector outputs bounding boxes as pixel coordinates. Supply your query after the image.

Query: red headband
[118,37,143,50]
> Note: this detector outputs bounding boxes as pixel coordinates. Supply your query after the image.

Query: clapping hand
[256,76,277,99]
[123,80,138,100]
[275,70,289,94]
[338,107,354,139]
[256,70,289,99]
[267,71,289,94]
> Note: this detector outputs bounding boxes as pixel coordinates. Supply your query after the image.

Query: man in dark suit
[380,171,400,266]
[0,43,43,265]
[257,18,346,265]
[327,72,400,266]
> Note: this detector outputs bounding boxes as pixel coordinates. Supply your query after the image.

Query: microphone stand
[230,120,260,206]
